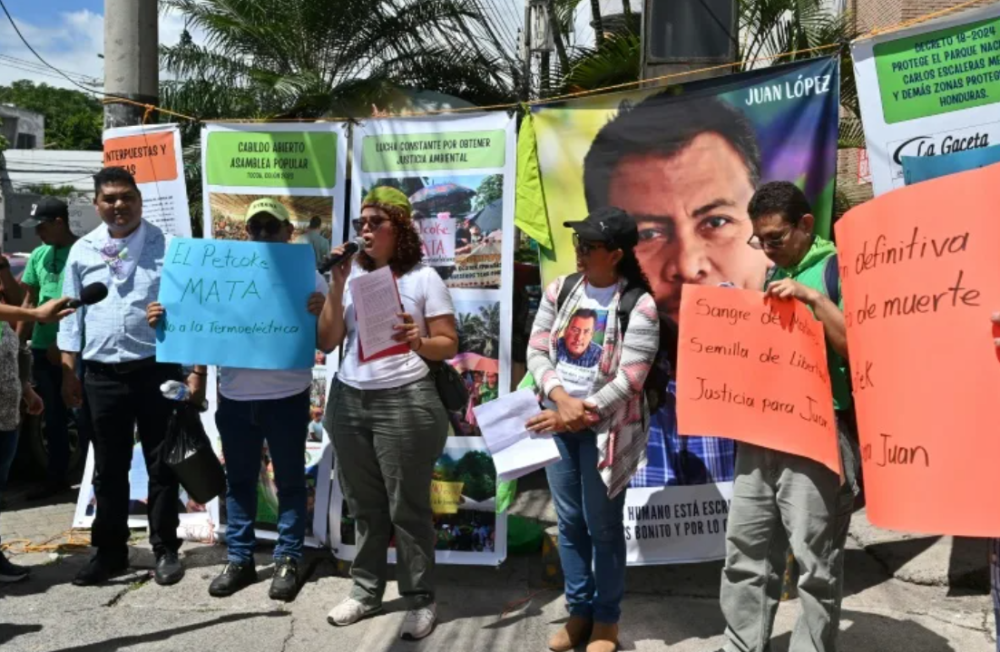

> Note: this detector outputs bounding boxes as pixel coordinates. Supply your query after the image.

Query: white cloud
[0,7,202,93]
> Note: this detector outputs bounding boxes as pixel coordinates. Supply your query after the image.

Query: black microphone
[67,283,109,309]
[318,237,366,274]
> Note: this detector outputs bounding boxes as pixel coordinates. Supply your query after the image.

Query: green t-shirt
[764,236,852,411]
[21,243,72,350]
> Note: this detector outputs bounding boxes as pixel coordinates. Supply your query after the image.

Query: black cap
[563,206,638,250]
[21,197,69,229]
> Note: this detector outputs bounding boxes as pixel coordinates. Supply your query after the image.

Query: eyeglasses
[747,227,793,251]
[572,233,608,255]
[248,219,284,236]
[352,217,389,233]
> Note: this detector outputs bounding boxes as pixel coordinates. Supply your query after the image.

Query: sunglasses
[352,216,389,233]
[248,219,284,236]
[573,233,609,255]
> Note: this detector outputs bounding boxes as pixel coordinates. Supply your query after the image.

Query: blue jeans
[216,390,309,564]
[0,429,19,546]
[546,431,627,624]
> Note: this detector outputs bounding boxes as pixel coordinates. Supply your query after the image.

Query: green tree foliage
[453,450,496,502]
[456,303,500,357]
[0,81,102,150]
[160,0,519,128]
[472,174,503,212]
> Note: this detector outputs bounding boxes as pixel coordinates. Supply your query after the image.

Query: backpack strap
[556,272,584,312]
[617,285,643,336]
[823,254,841,306]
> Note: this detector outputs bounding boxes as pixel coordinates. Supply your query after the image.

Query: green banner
[361,130,506,172]
[206,131,338,188]
[875,16,1000,124]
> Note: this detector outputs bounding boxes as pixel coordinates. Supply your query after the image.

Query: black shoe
[73,554,128,586]
[0,553,30,583]
[26,482,71,501]
[209,561,257,597]
[268,556,301,602]
[154,552,185,586]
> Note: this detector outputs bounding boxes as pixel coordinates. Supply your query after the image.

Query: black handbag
[164,403,227,505]
[424,360,469,412]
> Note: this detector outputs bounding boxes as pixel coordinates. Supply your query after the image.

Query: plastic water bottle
[161,380,208,411]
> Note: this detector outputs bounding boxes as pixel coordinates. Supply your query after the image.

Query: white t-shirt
[543,282,616,409]
[220,272,329,401]
[337,263,454,391]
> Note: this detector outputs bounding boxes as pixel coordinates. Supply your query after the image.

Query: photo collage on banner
[328,113,516,565]
[74,123,207,538]
[199,122,348,547]
[532,57,841,564]
[852,2,1000,196]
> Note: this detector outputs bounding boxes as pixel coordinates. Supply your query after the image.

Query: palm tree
[159,0,520,124]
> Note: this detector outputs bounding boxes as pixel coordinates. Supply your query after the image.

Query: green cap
[245,198,291,223]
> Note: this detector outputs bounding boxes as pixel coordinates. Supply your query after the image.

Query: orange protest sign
[835,163,1000,537]
[103,131,178,184]
[676,285,839,472]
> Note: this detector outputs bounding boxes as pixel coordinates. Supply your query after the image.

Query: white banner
[102,123,192,237]
[330,112,517,566]
[852,3,1000,196]
[624,483,733,565]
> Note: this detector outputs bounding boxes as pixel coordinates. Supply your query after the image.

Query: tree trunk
[590,0,604,42]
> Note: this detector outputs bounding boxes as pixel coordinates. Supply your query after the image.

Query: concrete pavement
[1,483,997,652]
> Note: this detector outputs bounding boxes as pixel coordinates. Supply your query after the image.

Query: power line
[0,52,100,84]
[0,58,103,89]
[0,0,106,97]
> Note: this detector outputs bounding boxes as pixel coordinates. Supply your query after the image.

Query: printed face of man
[606,132,771,323]
[566,314,596,358]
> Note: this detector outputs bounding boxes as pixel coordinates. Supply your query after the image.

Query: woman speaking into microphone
[321,187,457,641]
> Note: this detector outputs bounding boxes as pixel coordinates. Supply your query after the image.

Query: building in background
[0,105,44,150]
[0,149,103,253]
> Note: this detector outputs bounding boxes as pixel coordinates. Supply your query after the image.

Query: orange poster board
[103,130,178,184]
[676,285,838,472]
[835,163,1000,537]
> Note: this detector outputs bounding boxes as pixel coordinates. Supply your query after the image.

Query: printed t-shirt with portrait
[220,271,329,401]
[22,244,72,350]
[337,262,454,391]
[545,282,616,408]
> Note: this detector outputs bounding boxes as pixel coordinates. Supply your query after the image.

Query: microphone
[318,237,366,274]
[67,283,109,309]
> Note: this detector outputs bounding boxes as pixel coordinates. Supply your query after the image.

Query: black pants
[84,360,182,560]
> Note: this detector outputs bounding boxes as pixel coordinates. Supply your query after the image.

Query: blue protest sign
[902,146,1000,186]
[157,238,316,370]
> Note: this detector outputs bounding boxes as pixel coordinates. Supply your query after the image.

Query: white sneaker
[327,597,381,626]
[400,603,437,640]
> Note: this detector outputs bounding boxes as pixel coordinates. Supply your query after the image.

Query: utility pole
[103,0,159,129]
[521,3,533,101]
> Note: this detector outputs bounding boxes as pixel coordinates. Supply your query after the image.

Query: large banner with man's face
[533,58,840,564]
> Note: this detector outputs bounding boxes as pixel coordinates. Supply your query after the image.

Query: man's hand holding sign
[676,285,839,473]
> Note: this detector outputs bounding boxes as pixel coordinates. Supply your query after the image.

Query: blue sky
[0,0,192,90]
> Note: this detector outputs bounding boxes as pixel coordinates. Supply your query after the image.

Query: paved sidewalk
[1,486,997,652]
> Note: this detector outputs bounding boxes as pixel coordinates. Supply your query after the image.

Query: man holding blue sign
[149,197,337,602]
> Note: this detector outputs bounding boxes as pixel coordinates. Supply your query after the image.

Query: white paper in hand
[349,265,404,360]
[473,388,561,482]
